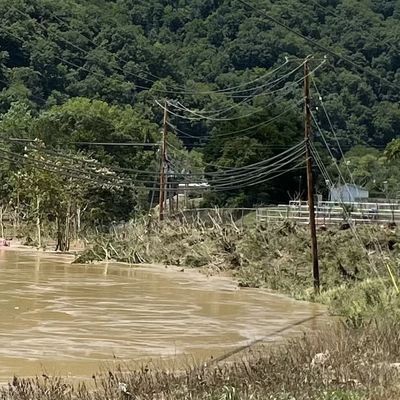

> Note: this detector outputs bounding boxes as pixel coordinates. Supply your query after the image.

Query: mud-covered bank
[76,219,400,324]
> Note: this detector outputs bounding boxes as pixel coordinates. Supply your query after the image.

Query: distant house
[329,184,369,203]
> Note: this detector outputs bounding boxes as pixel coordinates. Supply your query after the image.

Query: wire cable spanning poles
[155,59,326,124]
[205,143,306,189]
[309,100,398,291]
[156,103,306,220]
[0,145,134,189]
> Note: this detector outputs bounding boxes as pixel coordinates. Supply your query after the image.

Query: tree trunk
[16,191,20,235]
[36,195,41,249]
[55,217,61,251]
[0,205,4,239]
[65,202,71,251]
[13,191,20,238]
[76,205,81,236]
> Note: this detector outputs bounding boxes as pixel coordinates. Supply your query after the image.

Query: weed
[1,321,400,399]
[76,218,400,323]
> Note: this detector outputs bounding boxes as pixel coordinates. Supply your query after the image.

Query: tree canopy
[0,0,398,234]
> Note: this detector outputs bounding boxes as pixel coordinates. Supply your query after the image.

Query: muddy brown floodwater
[0,248,325,382]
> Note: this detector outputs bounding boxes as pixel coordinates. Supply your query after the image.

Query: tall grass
[2,321,400,399]
[77,217,400,322]
[8,217,400,398]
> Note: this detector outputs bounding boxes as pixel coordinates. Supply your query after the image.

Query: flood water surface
[0,249,324,381]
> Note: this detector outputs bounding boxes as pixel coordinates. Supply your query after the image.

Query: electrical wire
[207,145,306,185]
[6,137,306,183]
[236,0,400,92]
[0,145,303,195]
[166,123,202,140]
[169,100,303,140]
[25,144,162,178]
[0,135,304,187]
[160,60,326,122]
[0,150,133,190]
[0,146,135,188]
[181,59,293,97]
[167,140,306,173]
[209,148,306,189]
[163,65,312,121]
[200,99,304,139]
[209,159,306,192]
[173,58,307,111]
[310,88,399,289]
[8,137,160,148]
[8,6,303,98]
[156,142,306,188]
[310,119,388,282]
[309,143,331,186]
[311,78,353,177]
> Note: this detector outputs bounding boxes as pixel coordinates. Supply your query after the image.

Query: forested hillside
[0,0,399,237]
[1,0,400,143]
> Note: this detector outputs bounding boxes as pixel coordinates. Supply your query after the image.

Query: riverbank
[0,248,329,384]
[4,221,400,398]
[2,319,400,400]
[76,219,400,325]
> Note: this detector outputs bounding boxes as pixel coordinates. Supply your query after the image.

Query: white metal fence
[256,201,400,226]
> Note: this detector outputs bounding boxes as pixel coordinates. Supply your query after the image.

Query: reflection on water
[0,249,324,381]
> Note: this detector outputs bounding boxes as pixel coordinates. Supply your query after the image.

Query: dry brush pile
[73,216,400,325]
[10,217,400,399]
[77,217,400,303]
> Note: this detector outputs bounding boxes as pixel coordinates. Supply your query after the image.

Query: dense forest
[0,0,399,245]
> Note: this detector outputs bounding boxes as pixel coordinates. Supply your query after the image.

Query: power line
[0,149,132,189]
[209,312,326,364]
[175,58,306,105]
[26,145,161,177]
[6,136,306,183]
[8,138,160,148]
[0,146,135,187]
[168,100,303,140]
[207,145,306,185]
[48,9,294,96]
[206,158,305,189]
[209,159,306,192]
[202,100,303,139]
[160,60,325,122]
[73,142,159,147]
[8,6,305,98]
[0,145,306,200]
[168,140,306,172]
[309,142,385,282]
[236,0,400,91]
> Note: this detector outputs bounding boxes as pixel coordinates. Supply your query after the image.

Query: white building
[329,184,369,203]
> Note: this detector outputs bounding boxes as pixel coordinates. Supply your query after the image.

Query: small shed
[329,184,369,203]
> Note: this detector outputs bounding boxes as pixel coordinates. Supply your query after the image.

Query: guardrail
[159,203,400,227]
[289,200,400,211]
[257,202,400,226]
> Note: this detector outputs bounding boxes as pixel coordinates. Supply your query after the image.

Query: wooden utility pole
[304,61,320,293]
[168,179,174,214]
[176,182,179,211]
[159,101,168,221]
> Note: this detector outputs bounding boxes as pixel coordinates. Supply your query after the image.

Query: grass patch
[12,217,400,398]
[77,218,400,324]
[3,320,400,399]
